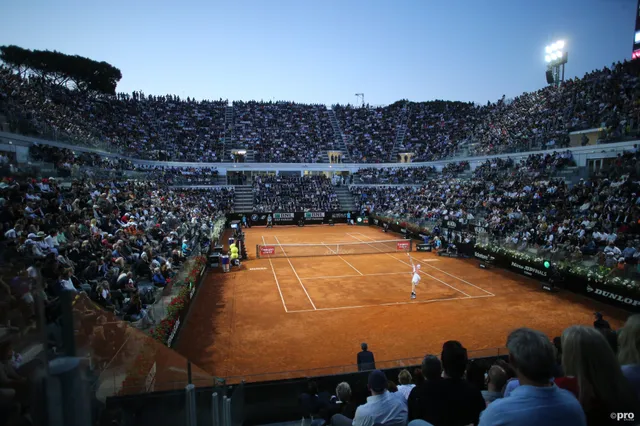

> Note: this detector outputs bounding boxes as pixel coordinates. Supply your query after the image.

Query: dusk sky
[1,0,636,106]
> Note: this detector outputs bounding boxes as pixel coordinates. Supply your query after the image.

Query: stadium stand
[351,148,640,280]
[2,61,640,163]
[3,57,640,426]
[232,101,336,163]
[253,174,340,212]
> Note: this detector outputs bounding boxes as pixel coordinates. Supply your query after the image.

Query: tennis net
[256,239,412,258]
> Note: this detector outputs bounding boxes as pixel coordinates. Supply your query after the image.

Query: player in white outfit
[409,254,421,299]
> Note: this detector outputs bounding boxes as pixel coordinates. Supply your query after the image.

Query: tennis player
[409,254,421,299]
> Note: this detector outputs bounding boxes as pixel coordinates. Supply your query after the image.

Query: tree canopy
[0,45,122,95]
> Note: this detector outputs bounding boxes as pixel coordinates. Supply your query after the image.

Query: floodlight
[551,53,557,60]
[557,40,565,49]
[545,55,551,63]
[545,46,552,53]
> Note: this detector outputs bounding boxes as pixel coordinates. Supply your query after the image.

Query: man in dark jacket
[593,312,611,330]
[408,341,485,425]
[357,342,376,371]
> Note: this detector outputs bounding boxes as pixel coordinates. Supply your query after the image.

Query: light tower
[544,40,568,87]
[355,93,364,108]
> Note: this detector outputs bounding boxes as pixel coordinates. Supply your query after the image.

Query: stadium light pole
[355,93,364,108]
[544,40,568,87]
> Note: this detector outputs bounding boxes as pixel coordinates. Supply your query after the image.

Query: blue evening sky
[0,0,636,106]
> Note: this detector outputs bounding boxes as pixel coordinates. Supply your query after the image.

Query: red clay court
[177,224,628,382]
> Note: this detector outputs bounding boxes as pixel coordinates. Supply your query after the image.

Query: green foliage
[0,45,122,95]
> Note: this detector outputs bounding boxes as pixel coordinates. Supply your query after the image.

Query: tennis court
[177,224,629,382]
[258,230,494,312]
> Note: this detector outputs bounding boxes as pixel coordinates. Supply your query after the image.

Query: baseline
[286,294,494,313]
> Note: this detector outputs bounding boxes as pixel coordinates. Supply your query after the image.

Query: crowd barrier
[226,211,360,226]
[106,347,507,426]
[369,215,640,313]
[474,245,640,312]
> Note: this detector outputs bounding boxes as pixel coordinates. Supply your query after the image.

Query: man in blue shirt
[333,370,407,426]
[479,328,586,426]
[182,239,191,257]
[623,243,637,261]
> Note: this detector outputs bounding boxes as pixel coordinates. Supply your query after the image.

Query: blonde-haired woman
[562,325,638,426]
[618,314,640,397]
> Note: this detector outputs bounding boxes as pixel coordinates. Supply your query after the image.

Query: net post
[256,244,260,258]
[409,240,413,252]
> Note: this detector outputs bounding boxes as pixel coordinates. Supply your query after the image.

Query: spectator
[253,175,340,212]
[328,382,358,424]
[482,365,508,405]
[561,325,638,426]
[408,341,485,426]
[299,380,331,424]
[396,369,415,400]
[479,328,586,426]
[594,312,611,330]
[421,355,443,381]
[126,288,154,328]
[357,343,376,372]
[618,315,640,398]
[333,370,407,426]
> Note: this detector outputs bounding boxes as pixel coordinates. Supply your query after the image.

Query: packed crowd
[233,101,336,163]
[2,61,639,164]
[465,61,640,156]
[29,144,134,174]
[302,318,638,426]
[401,101,479,162]
[0,65,227,161]
[28,145,223,185]
[0,175,234,344]
[0,176,234,424]
[137,166,220,185]
[441,161,470,175]
[352,149,640,273]
[253,175,340,212]
[354,166,436,184]
[333,104,403,163]
[403,61,639,161]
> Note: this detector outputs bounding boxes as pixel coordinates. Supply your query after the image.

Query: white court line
[321,242,363,276]
[302,271,409,280]
[409,255,495,296]
[303,274,361,280]
[273,235,317,310]
[347,233,472,298]
[286,294,494,313]
[262,235,289,313]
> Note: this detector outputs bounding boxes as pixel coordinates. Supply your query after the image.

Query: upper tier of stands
[1,60,639,163]
[232,101,336,163]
